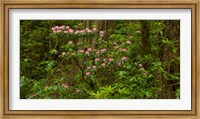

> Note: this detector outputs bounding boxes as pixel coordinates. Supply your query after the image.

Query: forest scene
[20,20,180,99]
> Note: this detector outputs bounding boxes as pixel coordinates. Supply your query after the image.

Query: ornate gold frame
[0,0,199,118]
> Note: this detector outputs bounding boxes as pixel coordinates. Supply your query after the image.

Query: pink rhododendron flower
[80,30,85,33]
[115,46,119,49]
[69,29,74,33]
[71,53,75,56]
[101,63,106,67]
[78,49,84,53]
[87,30,92,33]
[87,66,91,69]
[65,26,70,29]
[86,72,90,75]
[95,58,99,61]
[126,40,131,44]
[55,26,59,28]
[62,52,66,56]
[75,30,80,34]
[121,56,127,61]
[93,66,96,69]
[52,27,56,31]
[92,28,97,31]
[101,48,107,52]
[59,26,65,29]
[68,41,73,44]
[64,30,68,33]
[139,64,143,67]
[113,42,117,45]
[103,58,107,61]
[57,30,62,33]
[87,48,92,51]
[96,51,100,54]
[100,31,104,37]
[85,51,90,55]
[109,58,113,62]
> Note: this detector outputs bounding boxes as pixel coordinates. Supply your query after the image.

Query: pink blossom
[52,27,56,31]
[100,31,104,34]
[80,30,85,33]
[100,31,104,37]
[115,46,119,49]
[53,30,57,33]
[78,49,84,53]
[59,26,65,29]
[95,58,99,61]
[55,26,59,29]
[103,58,107,61]
[93,66,96,69]
[85,51,90,55]
[57,30,62,33]
[86,72,90,75]
[109,58,113,62]
[113,42,117,45]
[139,64,143,67]
[100,34,104,37]
[126,40,131,44]
[101,48,107,52]
[71,53,75,56]
[64,30,68,33]
[92,28,97,31]
[62,52,66,56]
[87,30,92,33]
[68,41,73,44]
[66,26,70,29]
[75,30,80,34]
[96,51,100,54]
[121,56,127,61]
[122,42,125,45]
[101,63,106,67]
[87,48,92,51]
[69,29,74,33]
[87,66,91,69]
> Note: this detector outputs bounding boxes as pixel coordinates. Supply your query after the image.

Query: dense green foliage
[20,20,180,99]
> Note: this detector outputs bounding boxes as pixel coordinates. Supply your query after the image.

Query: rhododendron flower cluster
[53,25,131,79]
[77,49,84,53]
[68,41,73,44]
[86,72,90,75]
[121,56,128,61]
[51,25,102,36]
[99,31,104,37]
